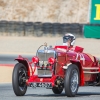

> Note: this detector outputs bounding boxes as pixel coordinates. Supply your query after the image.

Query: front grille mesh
[37,51,55,76]
[37,52,55,61]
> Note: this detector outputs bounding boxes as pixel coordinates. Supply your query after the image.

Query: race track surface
[0,37,100,57]
[0,84,100,100]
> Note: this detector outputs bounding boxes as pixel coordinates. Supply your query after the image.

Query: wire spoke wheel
[64,64,79,97]
[18,68,27,91]
[70,69,78,93]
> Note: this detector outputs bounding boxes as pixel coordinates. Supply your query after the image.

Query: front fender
[15,55,32,77]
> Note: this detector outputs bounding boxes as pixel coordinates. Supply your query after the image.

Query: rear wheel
[52,87,63,94]
[12,63,28,96]
[52,77,64,94]
[64,64,80,97]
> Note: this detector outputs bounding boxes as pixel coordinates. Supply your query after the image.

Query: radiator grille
[37,52,55,61]
[37,50,55,76]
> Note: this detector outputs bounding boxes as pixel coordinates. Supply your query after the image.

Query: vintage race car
[12,42,100,97]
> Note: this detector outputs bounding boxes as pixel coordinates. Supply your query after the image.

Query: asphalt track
[0,83,100,100]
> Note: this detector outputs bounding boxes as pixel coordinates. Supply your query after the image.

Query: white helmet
[63,33,76,46]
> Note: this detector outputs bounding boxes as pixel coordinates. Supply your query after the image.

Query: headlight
[48,57,55,64]
[32,56,39,64]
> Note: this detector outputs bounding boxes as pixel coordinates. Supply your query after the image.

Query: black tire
[12,63,27,96]
[52,87,63,94]
[64,64,80,97]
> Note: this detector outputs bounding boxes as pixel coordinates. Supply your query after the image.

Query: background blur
[0,0,100,38]
[0,0,89,23]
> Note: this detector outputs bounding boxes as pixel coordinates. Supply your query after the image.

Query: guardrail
[0,20,84,37]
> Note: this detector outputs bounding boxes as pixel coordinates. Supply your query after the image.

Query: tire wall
[0,21,84,37]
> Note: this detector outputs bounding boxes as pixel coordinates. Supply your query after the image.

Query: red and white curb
[0,64,14,67]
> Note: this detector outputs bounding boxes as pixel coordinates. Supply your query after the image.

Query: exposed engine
[54,77,64,89]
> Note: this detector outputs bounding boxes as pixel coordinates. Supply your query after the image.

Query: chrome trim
[37,49,56,76]
[83,71,99,74]
[37,49,56,61]
[82,67,99,70]
[38,75,52,77]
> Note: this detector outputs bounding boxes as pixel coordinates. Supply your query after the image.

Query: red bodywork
[15,45,100,87]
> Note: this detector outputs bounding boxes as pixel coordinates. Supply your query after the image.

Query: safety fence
[0,20,84,37]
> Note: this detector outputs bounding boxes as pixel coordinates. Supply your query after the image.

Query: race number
[76,53,85,65]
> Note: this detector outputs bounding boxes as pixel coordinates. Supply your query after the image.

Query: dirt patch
[0,0,89,23]
[0,66,13,83]
[0,0,7,7]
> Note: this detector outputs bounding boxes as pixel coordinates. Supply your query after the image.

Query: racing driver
[63,33,76,50]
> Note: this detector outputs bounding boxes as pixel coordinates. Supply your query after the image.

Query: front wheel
[12,63,28,96]
[64,64,80,97]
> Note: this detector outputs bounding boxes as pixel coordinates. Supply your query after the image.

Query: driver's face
[63,36,72,47]
[66,39,71,47]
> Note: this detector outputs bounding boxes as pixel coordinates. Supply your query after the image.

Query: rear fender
[70,60,84,86]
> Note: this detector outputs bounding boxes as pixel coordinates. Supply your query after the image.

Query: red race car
[12,42,100,97]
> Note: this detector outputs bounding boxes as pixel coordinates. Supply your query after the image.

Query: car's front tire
[64,64,80,97]
[12,63,27,96]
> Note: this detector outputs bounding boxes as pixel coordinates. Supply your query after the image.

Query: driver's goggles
[63,37,71,43]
